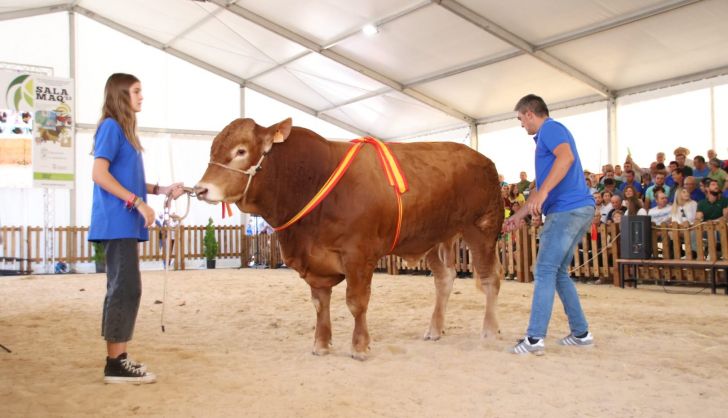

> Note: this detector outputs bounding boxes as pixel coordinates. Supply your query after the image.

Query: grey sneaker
[558,331,594,347]
[509,337,545,356]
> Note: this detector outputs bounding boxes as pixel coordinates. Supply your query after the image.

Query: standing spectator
[498,174,508,188]
[707,158,728,190]
[640,172,652,192]
[656,152,666,165]
[516,171,531,194]
[665,161,678,188]
[674,147,694,170]
[601,178,622,199]
[613,164,624,182]
[501,185,512,216]
[623,160,642,181]
[670,187,697,224]
[696,179,728,222]
[504,94,595,355]
[692,155,710,179]
[648,191,672,225]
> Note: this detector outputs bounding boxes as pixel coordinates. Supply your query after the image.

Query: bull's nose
[193,185,208,200]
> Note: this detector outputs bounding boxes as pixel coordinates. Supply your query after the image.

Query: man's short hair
[514,94,550,117]
[709,158,722,167]
[603,178,615,186]
[672,167,685,177]
[694,155,705,164]
[655,163,666,171]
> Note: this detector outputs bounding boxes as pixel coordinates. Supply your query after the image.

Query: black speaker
[620,215,652,259]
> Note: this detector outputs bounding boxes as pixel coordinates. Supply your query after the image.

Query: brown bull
[194,117,503,360]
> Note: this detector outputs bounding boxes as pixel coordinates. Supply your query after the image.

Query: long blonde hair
[670,187,691,218]
[92,73,142,153]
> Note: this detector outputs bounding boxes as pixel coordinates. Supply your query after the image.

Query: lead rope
[160,188,195,333]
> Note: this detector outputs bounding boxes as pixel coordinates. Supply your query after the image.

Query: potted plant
[92,242,106,273]
[203,217,219,269]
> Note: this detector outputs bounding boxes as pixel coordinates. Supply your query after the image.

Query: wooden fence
[2,221,727,288]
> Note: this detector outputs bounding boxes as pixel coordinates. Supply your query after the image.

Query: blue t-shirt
[88,118,148,242]
[533,118,594,215]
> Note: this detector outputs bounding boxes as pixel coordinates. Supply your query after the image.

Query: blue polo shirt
[533,118,594,215]
[88,118,148,242]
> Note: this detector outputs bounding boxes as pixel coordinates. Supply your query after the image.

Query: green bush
[91,242,105,264]
[203,217,219,261]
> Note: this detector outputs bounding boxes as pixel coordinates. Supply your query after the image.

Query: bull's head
[194,117,292,206]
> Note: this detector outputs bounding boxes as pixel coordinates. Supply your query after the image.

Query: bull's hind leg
[462,226,502,339]
[423,242,457,341]
[305,275,344,356]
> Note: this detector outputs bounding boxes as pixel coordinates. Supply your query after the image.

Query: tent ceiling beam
[434,0,612,98]
[71,5,369,137]
[208,0,476,124]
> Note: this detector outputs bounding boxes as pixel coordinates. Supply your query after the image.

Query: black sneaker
[104,353,156,384]
[114,352,147,372]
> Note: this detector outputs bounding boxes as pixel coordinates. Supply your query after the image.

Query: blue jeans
[526,205,593,339]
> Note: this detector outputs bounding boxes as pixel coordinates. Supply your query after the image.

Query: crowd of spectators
[500,147,728,228]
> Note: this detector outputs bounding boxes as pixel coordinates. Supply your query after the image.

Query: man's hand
[526,189,548,217]
[137,202,156,228]
[161,182,185,199]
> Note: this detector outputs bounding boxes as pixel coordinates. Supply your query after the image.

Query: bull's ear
[271,118,292,143]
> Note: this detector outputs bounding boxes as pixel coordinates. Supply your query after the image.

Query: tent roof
[3,0,728,139]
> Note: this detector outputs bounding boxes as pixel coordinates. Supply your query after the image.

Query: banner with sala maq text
[0,70,75,188]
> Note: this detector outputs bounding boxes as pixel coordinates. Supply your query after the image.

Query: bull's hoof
[350,351,368,361]
[312,342,332,356]
[423,328,444,341]
[480,329,501,339]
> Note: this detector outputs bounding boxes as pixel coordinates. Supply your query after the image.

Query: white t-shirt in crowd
[648,205,673,225]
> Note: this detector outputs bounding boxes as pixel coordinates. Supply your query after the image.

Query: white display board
[0,70,75,189]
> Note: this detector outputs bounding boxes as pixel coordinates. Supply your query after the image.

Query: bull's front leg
[344,265,375,361]
[309,286,333,355]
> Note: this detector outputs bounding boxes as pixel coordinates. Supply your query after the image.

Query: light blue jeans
[526,205,593,339]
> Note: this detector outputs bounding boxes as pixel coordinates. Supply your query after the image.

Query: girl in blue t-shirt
[89,73,184,384]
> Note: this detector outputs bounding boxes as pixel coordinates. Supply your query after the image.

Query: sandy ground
[1,268,727,418]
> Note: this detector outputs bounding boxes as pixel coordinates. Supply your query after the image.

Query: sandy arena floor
[1,268,727,417]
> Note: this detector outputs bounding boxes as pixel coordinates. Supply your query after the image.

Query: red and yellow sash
[274,136,408,253]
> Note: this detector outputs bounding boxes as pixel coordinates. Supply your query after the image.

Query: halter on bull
[194,117,504,360]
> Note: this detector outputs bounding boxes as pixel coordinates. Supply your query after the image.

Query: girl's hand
[137,202,156,227]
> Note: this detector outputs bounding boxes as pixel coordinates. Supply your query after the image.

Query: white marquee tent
[1,0,728,229]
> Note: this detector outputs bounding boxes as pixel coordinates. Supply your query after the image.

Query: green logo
[5,74,34,110]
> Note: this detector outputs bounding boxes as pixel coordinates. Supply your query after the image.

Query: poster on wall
[0,70,74,189]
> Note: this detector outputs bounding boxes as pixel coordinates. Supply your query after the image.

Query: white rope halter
[208,152,268,203]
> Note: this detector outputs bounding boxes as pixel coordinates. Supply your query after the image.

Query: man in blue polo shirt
[503,94,595,356]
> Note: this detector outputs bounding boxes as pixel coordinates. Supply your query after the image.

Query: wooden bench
[617,258,724,294]
[0,256,31,276]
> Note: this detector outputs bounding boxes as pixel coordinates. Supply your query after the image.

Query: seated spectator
[670,187,697,224]
[684,176,705,202]
[508,183,525,206]
[656,151,666,165]
[668,167,686,202]
[623,160,642,182]
[622,185,647,216]
[696,179,728,222]
[601,178,622,199]
[598,168,623,190]
[618,170,643,197]
[498,174,508,188]
[599,190,613,223]
[501,185,511,214]
[640,172,652,192]
[593,191,603,208]
[665,161,678,188]
[606,195,628,224]
[611,210,624,225]
[585,176,598,194]
[707,158,728,190]
[648,191,672,225]
[674,147,694,173]
[692,155,710,179]
[644,172,671,208]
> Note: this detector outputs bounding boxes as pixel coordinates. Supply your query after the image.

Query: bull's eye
[236,149,246,157]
